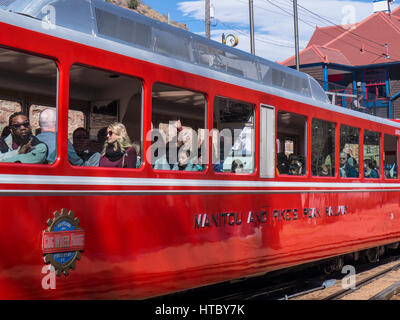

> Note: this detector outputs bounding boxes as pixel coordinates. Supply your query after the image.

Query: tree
[128,0,139,9]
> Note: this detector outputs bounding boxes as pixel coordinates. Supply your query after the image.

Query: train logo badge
[42,209,85,276]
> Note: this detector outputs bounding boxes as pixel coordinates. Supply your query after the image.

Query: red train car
[0,0,400,299]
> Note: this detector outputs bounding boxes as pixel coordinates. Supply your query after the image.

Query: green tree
[128,0,139,9]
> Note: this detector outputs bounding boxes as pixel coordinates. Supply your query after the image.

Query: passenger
[288,163,301,175]
[364,159,378,178]
[319,164,329,176]
[277,152,289,174]
[99,122,137,168]
[339,152,348,177]
[151,122,171,170]
[73,127,96,162]
[36,109,100,166]
[320,154,332,176]
[0,112,47,164]
[384,164,395,179]
[372,160,380,178]
[196,137,206,171]
[212,144,223,173]
[288,154,303,176]
[97,127,108,145]
[165,119,185,165]
[172,149,200,171]
[232,159,244,173]
[89,127,108,153]
[346,156,358,177]
[387,163,397,178]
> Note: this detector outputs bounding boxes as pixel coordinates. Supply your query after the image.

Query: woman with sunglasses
[99,122,137,168]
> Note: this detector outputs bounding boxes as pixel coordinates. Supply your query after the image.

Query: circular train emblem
[42,209,85,277]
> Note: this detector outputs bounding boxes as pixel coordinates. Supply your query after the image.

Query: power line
[216,19,295,48]
[177,13,296,49]
[176,0,399,61]
[261,0,400,61]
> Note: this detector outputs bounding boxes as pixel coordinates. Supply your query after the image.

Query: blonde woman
[99,122,137,168]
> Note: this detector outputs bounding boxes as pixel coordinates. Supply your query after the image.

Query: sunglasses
[107,131,113,136]
[12,122,30,129]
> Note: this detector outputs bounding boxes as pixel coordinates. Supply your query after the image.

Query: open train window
[340,125,360,178]
[384,134,397,179]
[212,96,255,174]
[68,64,143,169]
[151,83,206,172]
[363,130,380,179]
[312,119,336,177]
[0,48,57,165]
[276,111,307,176]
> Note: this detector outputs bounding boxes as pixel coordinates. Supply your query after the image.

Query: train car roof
[0,0,399,129]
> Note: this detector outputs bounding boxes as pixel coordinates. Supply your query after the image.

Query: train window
[212,96,255,174]
[151,83,206,171]
[384,134,398,179]
[363,130,380,179]
[69,64,143,169]
[276,111,307,176]
[0,48,57,165]
[311,119,336,177]
[339,125,360,178]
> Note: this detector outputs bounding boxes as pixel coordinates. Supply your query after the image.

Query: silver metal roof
[0,0,329,104]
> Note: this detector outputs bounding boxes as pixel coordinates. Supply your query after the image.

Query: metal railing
[317,80,389,118]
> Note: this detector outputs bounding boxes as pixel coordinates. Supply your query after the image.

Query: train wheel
[320,256,344,275]
[320,263,335,275]
[335,256,344,272]
[364,247,379,263]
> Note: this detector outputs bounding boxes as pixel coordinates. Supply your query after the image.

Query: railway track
[323,261,400,300]
[155,250,400,301]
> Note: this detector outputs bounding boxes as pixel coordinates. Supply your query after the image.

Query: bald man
[36,108,84,165]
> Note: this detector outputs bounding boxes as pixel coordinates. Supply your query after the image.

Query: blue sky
[141,0,398,62]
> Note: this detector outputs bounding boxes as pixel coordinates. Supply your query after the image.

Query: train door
[260,104,275,178]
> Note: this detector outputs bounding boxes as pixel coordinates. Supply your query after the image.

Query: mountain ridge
[106,0,188,30]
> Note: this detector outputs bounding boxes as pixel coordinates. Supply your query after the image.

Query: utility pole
[205,0,210,39]
[293,0,300,71]
[249,0,255,55]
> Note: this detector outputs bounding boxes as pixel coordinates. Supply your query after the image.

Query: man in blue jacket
[0,112,47,164]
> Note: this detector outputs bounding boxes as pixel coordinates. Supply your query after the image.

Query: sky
[141,0,398,63]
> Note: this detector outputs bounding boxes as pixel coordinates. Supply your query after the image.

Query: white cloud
[177,0,398,62]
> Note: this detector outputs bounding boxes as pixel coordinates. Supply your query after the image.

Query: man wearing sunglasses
[0,112,47,163]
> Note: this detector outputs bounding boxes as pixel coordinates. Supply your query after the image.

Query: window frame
[311,117,337,178]
[211,95,256,176]
[275,109,308,178]
[0,47,59,168]
[362,129,381,180]
[383,133,398,180]
[339,124,361,179]
[150,81,208,174]
[67,63,145,171]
